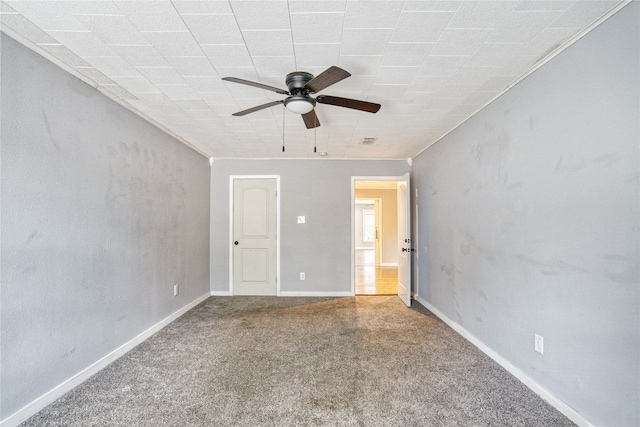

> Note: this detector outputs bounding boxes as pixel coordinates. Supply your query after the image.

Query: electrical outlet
[174,284,179,296]
[300,272,305,280]
[297,216,305,224]
[535,334,544,354]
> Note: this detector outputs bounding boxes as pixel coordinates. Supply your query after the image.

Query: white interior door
[397,173,411,307]
[374,199,382,266]
[233,179,277,295]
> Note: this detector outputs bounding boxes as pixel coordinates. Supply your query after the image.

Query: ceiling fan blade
[222,77,289,95]
[304,66,351,93]
[301,110,321,129]
[316,95,381,113]
[232,100,283,116]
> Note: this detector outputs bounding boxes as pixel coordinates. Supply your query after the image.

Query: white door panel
[233,179,277,296]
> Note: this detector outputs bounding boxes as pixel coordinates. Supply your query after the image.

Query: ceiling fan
[222,66,381,129]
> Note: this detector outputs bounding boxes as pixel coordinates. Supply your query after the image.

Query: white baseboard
[413,295,593,427]
[278,291,353,297]
[211,291,352,297]
[1,292,211,427]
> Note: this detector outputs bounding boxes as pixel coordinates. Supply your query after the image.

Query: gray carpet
[22,296,574,426]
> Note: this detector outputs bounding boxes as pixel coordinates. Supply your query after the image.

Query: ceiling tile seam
[47,30,91,33]
[225,0,262,83]
[108,44,153,47]
[200,43,245,47]
[343,27,397,30]
[106,1,179,100]
[330,0,348,63]
[109,74,147,78]
[289,12,344,16]
[241,29,291,33]
[140,30,190,34]
[179,13,234,16]
[428,1,463,44]
[285,0,297,70]
[71,13,123,17]
[295,42,341,45]
[374,0,440,99]
[167,0,233,119]
[251,55,294,58]
[409,3,478,92]
[340,54,383,57]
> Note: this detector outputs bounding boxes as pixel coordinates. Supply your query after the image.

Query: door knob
[234,241,239,245]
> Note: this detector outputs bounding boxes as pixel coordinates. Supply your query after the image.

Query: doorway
[353,180,399,296]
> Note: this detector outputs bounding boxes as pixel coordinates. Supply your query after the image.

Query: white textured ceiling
[0,0,626,159]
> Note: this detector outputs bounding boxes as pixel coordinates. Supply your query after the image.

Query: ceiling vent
[360,137,377,145]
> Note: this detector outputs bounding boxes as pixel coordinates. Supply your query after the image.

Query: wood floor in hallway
[355,249,398,295]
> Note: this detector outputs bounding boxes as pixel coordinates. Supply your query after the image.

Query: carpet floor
[22,296,574,426]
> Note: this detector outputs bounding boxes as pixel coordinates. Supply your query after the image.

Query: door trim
[229,175,280,296]
[351,176,406,296]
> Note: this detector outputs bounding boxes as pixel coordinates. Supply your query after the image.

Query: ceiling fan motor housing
[284,71,316,114]
[286,71,314,95]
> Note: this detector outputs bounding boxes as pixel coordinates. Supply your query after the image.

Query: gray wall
[1,34,210,420]
[411,4,639,426]
[210,159,409,294]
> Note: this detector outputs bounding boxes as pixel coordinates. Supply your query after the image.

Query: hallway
[355,249,398,295]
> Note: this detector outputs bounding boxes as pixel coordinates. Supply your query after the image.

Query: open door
[397,173,412,307]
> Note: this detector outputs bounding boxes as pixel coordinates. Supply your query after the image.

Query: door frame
[351,176,405,296]
[397,173,411,306]
[229,175,281,296]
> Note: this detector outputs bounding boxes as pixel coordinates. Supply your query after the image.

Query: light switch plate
[297,216,305,224]
[535,334,544,354]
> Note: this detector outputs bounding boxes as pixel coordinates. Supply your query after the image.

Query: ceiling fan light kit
[283,96,315,114]
[222,66,381,129]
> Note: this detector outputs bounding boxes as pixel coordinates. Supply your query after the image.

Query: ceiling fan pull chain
[314,115,317,153]
[282,107,286,152]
